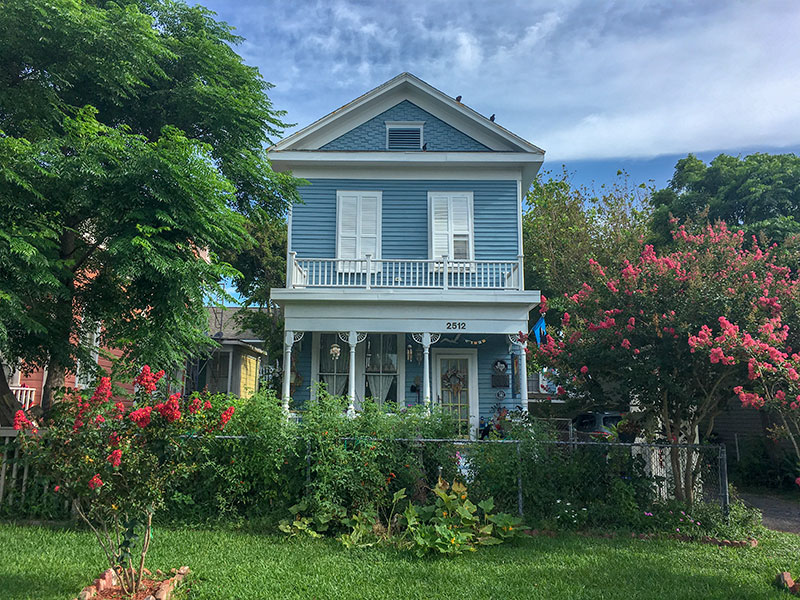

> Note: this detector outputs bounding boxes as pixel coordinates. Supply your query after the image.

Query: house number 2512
[446,322,467,330]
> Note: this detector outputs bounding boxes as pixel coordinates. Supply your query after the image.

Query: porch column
[281,330,294,415]
[413,333,441,414]
[519,340,529,402]
[282,331,304,416]
[508,333,528,402]
[339,331,366,417]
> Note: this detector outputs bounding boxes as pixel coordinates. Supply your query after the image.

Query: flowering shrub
[14,367,235,596]
[535,221,800,502]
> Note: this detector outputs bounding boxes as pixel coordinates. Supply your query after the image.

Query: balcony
[287,253,523,291]
[11,386,35,410]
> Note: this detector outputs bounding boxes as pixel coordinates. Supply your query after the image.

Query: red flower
[219,406,235,429]
[54,485,61,493]
[13,410,32,431]
[203,399,212,411]
[90,377,112,404]
[189,397,201,414]
[580,366,589,375]
[133,365,165,394]
[94,414,105,426]
[107,449,122,468]
[129,406,153,428]
[108,432,120,446]
[88,474,103,490]
[155,394,182,423]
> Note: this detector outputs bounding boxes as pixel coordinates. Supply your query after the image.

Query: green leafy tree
[522,169,652,311]
[0,0,300,422]
[651,153,800,246]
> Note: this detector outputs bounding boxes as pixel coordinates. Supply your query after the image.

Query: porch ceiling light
[330,343,341,360]
[406,344,413,362]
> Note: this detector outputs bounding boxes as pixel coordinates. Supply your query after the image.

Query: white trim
[270,73,544,154]
[336,190,383,264]
[270,151,543,166]
[288,166,523,181]
[431,348,479,439]
[517,177,523,257]
[428,191,474,261]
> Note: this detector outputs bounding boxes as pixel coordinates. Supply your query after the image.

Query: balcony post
[442,255,449,290]
[517,254,525,291]
[287,251,297,289]
[519,339,529,402]
[365,254,372,290]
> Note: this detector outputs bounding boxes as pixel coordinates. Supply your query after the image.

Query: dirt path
[739,492,800,534]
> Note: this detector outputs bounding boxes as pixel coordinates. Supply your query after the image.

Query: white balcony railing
[11,386,35,410]
[287,252,524,291]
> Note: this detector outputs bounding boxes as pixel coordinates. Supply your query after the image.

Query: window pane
[382,335,397,372]
[453,235,469,260]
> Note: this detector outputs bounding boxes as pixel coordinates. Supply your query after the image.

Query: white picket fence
[11,386,35,410]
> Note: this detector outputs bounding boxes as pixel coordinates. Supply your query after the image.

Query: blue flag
[532,316,546,346]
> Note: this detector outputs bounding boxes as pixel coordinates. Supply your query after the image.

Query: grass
[1,523,800,599]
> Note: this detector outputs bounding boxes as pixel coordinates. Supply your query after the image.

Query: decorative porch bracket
[281,331,304,416]
[339,331,367,417]
[412,333,441,413]
[507,333,529,402]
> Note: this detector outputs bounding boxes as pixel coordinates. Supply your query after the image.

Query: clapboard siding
[321,100,490,152]
[292,179,519,261]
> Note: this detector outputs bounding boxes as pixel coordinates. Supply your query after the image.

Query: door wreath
[442,367,467,395]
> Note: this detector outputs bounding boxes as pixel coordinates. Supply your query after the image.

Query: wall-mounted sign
[491,359,510,388]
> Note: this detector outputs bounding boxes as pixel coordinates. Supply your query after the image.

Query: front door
[432,349,479,438]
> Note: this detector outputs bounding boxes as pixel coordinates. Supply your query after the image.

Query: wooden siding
[321,100,490,152]
[292,179,519,262]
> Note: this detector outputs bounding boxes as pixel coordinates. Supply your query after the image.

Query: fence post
[718,444,730,518]
[516,441,524,517]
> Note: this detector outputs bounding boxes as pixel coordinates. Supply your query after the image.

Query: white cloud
[200,0,800,160]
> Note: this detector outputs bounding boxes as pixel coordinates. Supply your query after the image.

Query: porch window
[336,191,381,270]
[428,192,474,261]
[318,333,349,396]
[364,333,398,405]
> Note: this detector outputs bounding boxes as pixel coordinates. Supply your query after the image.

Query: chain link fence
[336,437,729,521]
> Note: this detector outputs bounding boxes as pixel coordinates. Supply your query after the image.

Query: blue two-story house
[269,73,543,437]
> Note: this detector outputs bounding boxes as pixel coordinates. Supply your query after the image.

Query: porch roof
[271,288,540,335]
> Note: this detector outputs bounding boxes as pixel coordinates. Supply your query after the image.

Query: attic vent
[386,121,424,150]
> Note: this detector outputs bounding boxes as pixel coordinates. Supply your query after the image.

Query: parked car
[573,412,624,438]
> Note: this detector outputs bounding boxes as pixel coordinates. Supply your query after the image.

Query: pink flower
[54,485,61,493]
[795,477,800,487]
[580,366,589,375]
[129,406,153,428]
[88,474,103,490]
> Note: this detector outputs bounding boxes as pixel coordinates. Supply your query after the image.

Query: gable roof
[270,73,544,155]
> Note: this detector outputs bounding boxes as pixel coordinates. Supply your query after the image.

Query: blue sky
[196,0,800,190]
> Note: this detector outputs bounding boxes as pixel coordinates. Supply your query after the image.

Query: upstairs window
[428,192,474,261]
[386,121,424,150]
[337,191,382,265]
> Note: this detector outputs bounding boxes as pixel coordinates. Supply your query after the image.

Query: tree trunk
[0,368,21,426]
[41,231,77,413]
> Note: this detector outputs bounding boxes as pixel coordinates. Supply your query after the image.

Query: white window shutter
[451,195,470,234]
[431,194,450,259]
[337,193,359,259]
[360,193,380,258]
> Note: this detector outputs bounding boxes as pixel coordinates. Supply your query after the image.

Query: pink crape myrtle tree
[14,366,236,596]
[534,221,800,502]
[689,280,800,465]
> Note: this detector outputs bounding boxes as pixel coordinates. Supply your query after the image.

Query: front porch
[280,330,530,437]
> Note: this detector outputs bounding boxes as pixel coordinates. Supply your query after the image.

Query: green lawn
[1,523,799,599]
